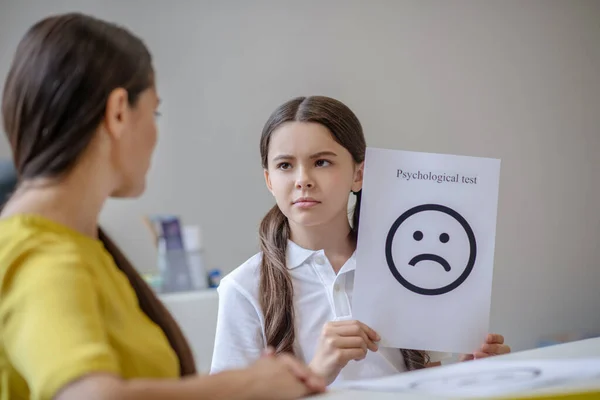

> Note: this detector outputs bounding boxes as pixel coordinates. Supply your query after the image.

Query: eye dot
[439,233,450,243]
[413,231,423,241]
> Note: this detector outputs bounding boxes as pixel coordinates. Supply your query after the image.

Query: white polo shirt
[210,240,450,385]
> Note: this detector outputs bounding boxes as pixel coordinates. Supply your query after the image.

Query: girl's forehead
[270,122,339,150]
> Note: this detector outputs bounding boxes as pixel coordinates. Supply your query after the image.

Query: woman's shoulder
[0,214,104,278]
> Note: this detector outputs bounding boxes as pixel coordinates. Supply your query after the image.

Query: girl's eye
[315,159,331,167]
[277,162,292,170]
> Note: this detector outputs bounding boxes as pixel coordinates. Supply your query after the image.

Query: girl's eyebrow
[272,154,295,163]
[309,151,337,159]
[272,151,338,163]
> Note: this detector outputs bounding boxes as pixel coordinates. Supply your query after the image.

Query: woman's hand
[53,354,325,400]
[309,320,380,385]
[250,351,326,399]
[459,333,511,361]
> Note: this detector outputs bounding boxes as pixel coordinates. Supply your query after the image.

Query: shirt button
[314,256,325,265]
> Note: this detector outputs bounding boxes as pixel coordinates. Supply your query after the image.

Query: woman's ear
[103,88,130,140]
[351,162,364,193]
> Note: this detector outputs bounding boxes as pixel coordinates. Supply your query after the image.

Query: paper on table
[336,358,600,398]
[352,147,501,353]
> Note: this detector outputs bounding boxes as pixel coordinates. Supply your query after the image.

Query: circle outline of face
[408,367,542,390]
[385,204,477,296]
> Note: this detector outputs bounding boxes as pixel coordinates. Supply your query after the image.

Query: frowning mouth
[293,197,321,208]
[408,254,452,272]
[293,196,319,203]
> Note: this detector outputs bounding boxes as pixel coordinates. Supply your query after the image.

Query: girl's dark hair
[1,12,196,375]
[258,96,429,370]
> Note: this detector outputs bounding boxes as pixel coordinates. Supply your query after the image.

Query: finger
[299,371,326,393]
[357,321,381,342]
[459,353,475,362]
[481,343,503,354]
[366,340,378,352]
[305,374,327,393]
[335,327,378,352]
[278,355,326,392]
[473,351,490,360]
[333,336,371,351]
[281,373,314,398]
[332,320,381,342]
[341,348,369,362]
[482,343,511,355]
[278,354,309,380]
[486,333,504,344]
[333,324,379,351]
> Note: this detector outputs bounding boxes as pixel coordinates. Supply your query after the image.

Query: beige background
[0,0,599,352]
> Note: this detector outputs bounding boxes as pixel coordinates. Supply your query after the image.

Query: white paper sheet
[353,148,501,353]
[336,358,600,398]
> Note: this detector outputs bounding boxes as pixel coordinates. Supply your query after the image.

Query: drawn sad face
[385,204,477,295]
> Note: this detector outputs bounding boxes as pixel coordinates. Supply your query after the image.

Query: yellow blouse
[0,215,179,400]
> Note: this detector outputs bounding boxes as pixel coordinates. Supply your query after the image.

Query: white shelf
[159,288,219,374]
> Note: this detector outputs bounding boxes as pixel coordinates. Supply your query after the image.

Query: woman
[0,12,324,400]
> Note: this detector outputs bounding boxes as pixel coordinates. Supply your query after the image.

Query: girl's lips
[293,200,321,208]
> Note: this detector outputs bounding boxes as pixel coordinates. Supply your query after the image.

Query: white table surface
[310,337,600,399]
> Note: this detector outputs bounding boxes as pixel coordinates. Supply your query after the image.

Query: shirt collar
[286,240,318,269]
[286,240,357,272]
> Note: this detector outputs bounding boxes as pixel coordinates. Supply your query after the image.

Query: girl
[0,13,324,400]
[211,95,511,385]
